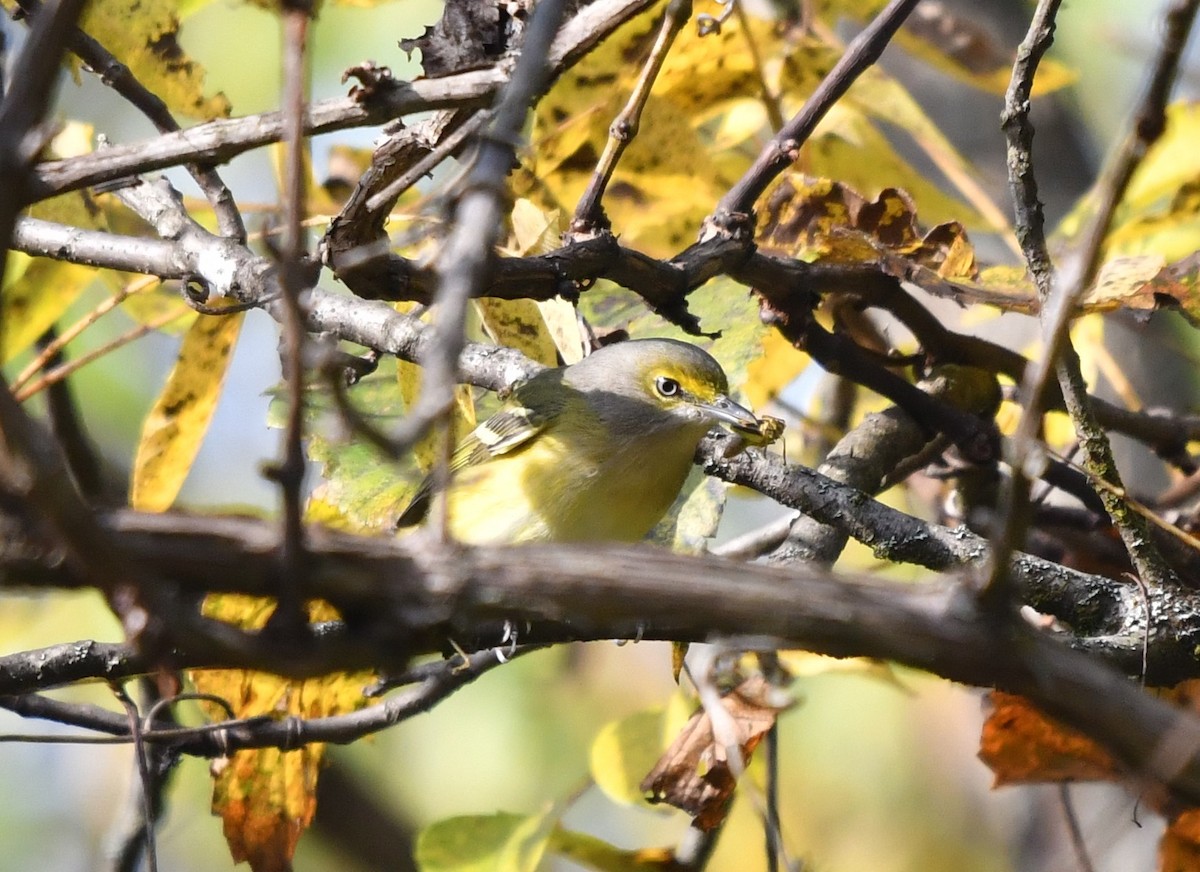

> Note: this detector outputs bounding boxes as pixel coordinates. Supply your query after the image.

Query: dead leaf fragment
[640,676,791,831]
[758,175,978,280]
[400,0,508,77]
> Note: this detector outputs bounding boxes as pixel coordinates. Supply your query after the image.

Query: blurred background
[1,0,1195,870]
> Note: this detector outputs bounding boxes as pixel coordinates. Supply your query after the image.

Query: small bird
[396,338,765,544]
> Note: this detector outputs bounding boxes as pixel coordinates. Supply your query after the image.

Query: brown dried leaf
[761,173,1200,322]
[640,676,790,831]
[898,1,1074,94]
[757,175,977,280]
[1130,251,1200,325]
[400,0,509,77]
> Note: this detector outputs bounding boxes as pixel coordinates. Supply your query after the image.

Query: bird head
[565,338,761,439]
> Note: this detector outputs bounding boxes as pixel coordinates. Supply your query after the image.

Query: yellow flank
[445,419,708,544]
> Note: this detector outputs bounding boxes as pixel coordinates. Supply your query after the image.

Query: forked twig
[570,0,693,236]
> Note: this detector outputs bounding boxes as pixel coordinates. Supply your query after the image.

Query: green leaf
[550,829,677,872]
[648,468,724,553]
[416,811,556,872]
[303,362,421,533]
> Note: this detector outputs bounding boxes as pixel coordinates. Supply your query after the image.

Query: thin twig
[363,110,489,215]
[109,682,158,872]
[29,0,660,200]
[13,274,157,392]
[987,0,1198,600]
[14,307,189,402]
[35,328,106,499]
[1057,784,1097,872]
[0,0,142,627]
[12,204,1200,470]
[3,645,536,755]
[987,0,1084,598]
[569,0,692,236]
[264,6,314,634]
[733,0,785,132]
[1055,450,1200,555]
[764,722,781,872]
[710,514,794,560]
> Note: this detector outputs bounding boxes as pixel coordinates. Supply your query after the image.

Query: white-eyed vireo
[395,338,766,544]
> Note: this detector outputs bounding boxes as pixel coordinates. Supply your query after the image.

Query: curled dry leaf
[640,675,792,831]
[758,174,978,278]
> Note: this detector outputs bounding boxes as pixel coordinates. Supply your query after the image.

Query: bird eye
[655,376,680,397]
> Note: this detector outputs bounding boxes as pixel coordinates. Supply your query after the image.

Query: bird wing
[394,377,560,529]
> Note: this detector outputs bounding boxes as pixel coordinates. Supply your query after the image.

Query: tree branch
[4,516,1200,806]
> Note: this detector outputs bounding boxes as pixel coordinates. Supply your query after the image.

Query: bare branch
[12,0,245,239]
[28,0,660,200]
[4,515,1200,807]
[991,0,1199,600]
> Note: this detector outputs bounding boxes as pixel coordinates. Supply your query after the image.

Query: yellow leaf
[776,650,905,688]
[119,283,198,333]
[1,257,98,362]
[822,0,1075,96]
[652,10,775,125]
[743,330,809,409]
[492,200,582,366]
[417,811,558,872]
[529,92,728,255]
[590,694,694,807]
[895,18,1074,96]
[538,298,585,365]
[806,106,984,228]
[130,311,244,511]
[475,298,561,368]
[1119,104,1200,220]
[509,199,560,255]
[394,303,477,474]
[1058,104,1200,261]
[76,0,230,119]
[551,829,677,872]
[3,125,110,361]
[525,6,744,255]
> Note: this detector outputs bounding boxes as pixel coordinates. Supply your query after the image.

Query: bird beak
[695,394,761,435]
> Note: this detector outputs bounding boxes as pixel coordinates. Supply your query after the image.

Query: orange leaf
[210,743,319,872]
[978,691,1119,786]
[192,596,372,871]
[1163,809,1200,872]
